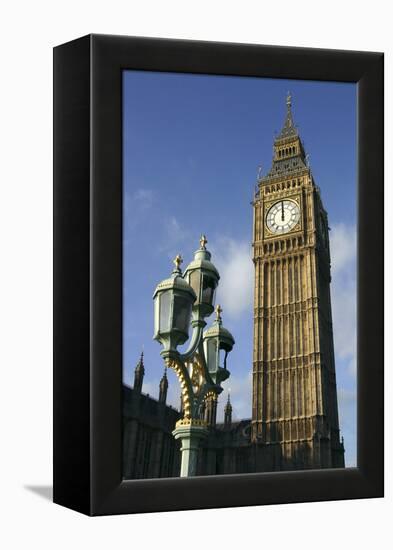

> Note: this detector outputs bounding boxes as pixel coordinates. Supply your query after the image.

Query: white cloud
[347,354,357,377]
[327,224,357,466]
[123,189,154,243]
[331,280,356,359]
[337,387,356,405]
[167,216,182,240]
[337,387,357,466]
[210,237,254,320]
[330,222,356,277]
[124,187,154,215]
[329,223,357,375]
[133,188,153,209]
[158,216,191,260]
[219,370,253,422]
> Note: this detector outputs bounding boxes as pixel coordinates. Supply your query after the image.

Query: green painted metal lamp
[152,235,235,477]
[153,254,196,358]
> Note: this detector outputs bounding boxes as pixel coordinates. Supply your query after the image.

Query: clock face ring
[266,199,300,234]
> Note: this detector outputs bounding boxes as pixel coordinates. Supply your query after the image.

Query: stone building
[123,354,253,479]
[122,353,181,479]
[123,95,345,479]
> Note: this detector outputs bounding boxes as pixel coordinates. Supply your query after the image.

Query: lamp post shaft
[172,421,208,477]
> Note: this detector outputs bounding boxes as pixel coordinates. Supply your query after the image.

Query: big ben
[252,94,345,471]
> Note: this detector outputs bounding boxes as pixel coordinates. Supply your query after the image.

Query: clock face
[266,199,300,234]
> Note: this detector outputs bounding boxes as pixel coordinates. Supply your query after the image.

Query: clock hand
[281,201,284,221]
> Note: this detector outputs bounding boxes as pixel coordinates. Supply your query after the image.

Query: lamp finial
[173,254,183,271]
[200,234,208,250]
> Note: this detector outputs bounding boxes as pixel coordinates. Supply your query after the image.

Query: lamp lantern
[153,254,196,356]
[183,235,219,319]
[203,305,235,385]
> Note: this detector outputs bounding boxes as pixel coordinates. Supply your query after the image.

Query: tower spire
[277,91,297,140]
[258,92,307,181]
[286,90,291,108]
[159,366,168,404]
[133,351,145,393]
[224,391,232,429]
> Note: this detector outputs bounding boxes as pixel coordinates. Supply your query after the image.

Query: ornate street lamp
[153,254,196,357]
[183,234,219,319]
[203,304,234,385]
[153,235,235,477]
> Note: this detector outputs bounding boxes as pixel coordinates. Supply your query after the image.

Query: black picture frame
[53,34,384,516]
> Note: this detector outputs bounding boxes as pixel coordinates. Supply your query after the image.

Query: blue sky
[123,71,357,467]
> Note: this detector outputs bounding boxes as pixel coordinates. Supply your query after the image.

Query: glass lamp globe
[203,305,234,384]
[153,255,196,356]
[183,235,220,319]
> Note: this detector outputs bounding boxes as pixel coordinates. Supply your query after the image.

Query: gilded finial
[215,304,223,321]
[200,234,208,249]
[286,91,292,108]
[173,254,183,270]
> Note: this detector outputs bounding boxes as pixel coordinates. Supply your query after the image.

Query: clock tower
[252,94,345,470]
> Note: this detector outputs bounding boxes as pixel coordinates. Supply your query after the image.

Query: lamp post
[153,235,235,477]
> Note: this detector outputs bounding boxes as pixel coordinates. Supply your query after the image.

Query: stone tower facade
[251,95,345,470]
